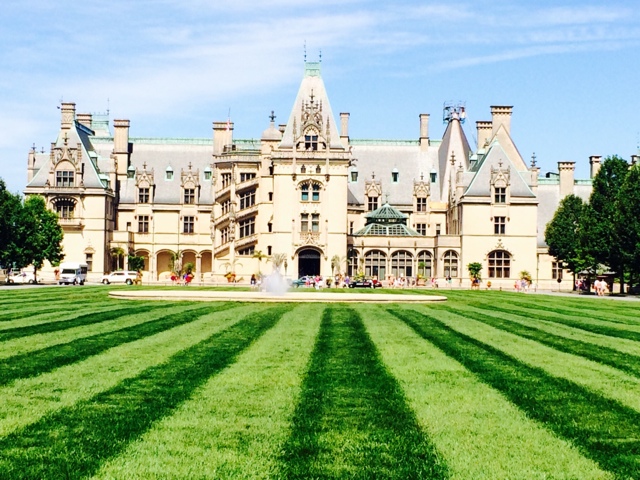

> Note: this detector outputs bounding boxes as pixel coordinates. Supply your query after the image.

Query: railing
[236,177,259,191]
[235,233,258,249]
[299,231,321,245]
[214,242,230,255]
[235,204,258,220]
[58,217,84,229]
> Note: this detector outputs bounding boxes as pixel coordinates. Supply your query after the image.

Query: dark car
[348,278,382,288]
[291,275,316,287]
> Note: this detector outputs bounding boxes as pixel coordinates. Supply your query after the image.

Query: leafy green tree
[545,194,586,283]
[0,179,22,269]
[467,262,482,280]
[128,255,145,272]
[17,195,64,282]
[615,162,640,288]
[581,155,629,292]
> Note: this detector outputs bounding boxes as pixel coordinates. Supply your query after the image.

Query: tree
[331,254,346,276]
[467,262,482,280]
[544,194,586,281]
[616,162,640,288]
[110,246,126,271]
[20,196,64,282]
[252,249,268,275]
[581,155,629,292]
[0,179,22,269]
[128,254,145,272]
[168,250,182,275]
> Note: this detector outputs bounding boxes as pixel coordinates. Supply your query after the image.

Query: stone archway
[297,248,321,278]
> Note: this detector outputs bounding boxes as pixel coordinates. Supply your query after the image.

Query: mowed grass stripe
[0,303,234,386]
[94,304,321,480]
[461,303,640,358]
[358,304,610,479]
[279,304,447,479]
[0,298,118,325]
[0,287,107,307]
[444,305,640,379]
[0,303,162,340]
[421,306,640,413]
[391,307,640,479]
[0,304,259,439]
[0,301,200,361]
[0,304,293,480]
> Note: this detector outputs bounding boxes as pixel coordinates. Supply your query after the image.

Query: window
[315,165,321,174]
[391,250,413,278]
[221,199,231,215]
[494,187,506,204]
[268,192,273,201]
[301,184,309,201]
[204,170,212,181]
[268,222,273,233]
[443,251,459,277]
[435,224,441,235]
[267,246,272,256]
[239,190,256,210]
[416,197,427,212]
[56,170,74,187]
[300,165,307,174]
[221,173,232,188]
[55,199,75,219]
[238,217,255,238]
[349,221,354,234]
[347,249,359,277]
[240,172,256,182]
[165,169,173,181]
[183,216,195,234]
[238,246,255,256]
[312,184,320,202]
[367,196,379,211]
[138,215,149,233]
[488,250,511,278]
[392,170,399,183]
[301,213,309,232]
[85,253,93,272]
[184,188,195,204]
[351,171,358,182]
[416,223,427,235]
[494,216,506,235]
[430,171,437,183]
[552,261,563,280]
[417,251,432,278]
[221,226,230,244]
[364,250,386,279]
[312,214,320,232]
[305,134,318,151]
[138,187,150,204]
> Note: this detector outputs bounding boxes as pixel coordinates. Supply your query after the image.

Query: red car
[348,278,382,288]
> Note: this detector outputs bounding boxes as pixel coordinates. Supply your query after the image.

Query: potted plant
[467,262,482,290]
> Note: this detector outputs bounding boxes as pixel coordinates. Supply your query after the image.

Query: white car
[9,271,36,284]
[101,271,139,285]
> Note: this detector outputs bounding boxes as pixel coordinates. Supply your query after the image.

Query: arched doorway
[298,249,321,277]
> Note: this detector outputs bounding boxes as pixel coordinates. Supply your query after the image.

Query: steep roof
[438,118,471,199]
[279,62,343,150]
[354,203,422,236]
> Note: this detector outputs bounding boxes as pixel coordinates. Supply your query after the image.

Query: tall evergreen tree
[545,194,586,281]
[581,155,629,292]
[616,162,640,288]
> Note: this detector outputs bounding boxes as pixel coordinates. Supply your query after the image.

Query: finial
[450,152,456,165]
[498,159,503,168]
[143,162,147,170]
[420,172,424,181]
[531,152,537,168]
[188,162,192,171]
[384,192,390,203]
[372,171,375,180]
[269,110,276,123]
[309,89,315,104]
[32,143,36,151]
[319,49,322,63]
[304,41,307,63]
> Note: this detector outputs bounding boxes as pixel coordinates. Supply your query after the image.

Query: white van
[58,262,89,285]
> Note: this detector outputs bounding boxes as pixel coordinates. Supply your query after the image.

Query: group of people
[170,272,194,286]
[514,279,531,292]
[593,278,609,296]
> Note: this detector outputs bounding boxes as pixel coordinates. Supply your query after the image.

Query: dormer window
[204,167,212,181]
[138,187,150,204]
[416,197,427,212]
[367,196,379,211]
[56,170,74,187]
[127,165,135,179]
[350,169,358,182]
[494,186,507,203]
[304,134,318,151]
[430,170,437,183]
[184,188,195,204]
[392,168,399,183]
[165,167,173,181]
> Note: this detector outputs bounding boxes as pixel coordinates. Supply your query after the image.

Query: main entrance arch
[298,248,321,277]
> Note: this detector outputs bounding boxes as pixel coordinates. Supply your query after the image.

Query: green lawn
[0,286,638,479]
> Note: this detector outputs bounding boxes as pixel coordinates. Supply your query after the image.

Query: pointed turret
[438,114,471,200]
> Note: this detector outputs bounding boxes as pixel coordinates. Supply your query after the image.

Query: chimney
[476,121,492,148]
[419,114,430,150]
[27,146,36,183]
[213,121,234,156]
[490,106,513,137]
[113,119,130,154]
[76,113,93,130]
[340,112,350,147]
[589,155,602,179]
[558,161,576,198]
[60,102,76,130]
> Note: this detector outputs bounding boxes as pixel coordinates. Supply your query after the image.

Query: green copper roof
[364,203,408,223]
[354,203,421,236]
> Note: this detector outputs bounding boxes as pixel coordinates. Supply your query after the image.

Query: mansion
[25,62,604,289]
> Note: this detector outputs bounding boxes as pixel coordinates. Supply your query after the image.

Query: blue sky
[1,0,639,193]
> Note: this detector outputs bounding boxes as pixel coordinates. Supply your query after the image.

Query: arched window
[488,250,511,278]
[443,250,458,278]
[300,181,321,202]
[417,251,432,278]
[364,250,386,279]
[301,184,309,201]
[347,248,359,277]
[391,250,413,278]
[54,198,75,219]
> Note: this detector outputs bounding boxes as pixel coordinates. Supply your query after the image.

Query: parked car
[58,262,88,285]
[348,278,383,289]
[9,271,36,284]
[101,270,139,285]
[291,275,317,287]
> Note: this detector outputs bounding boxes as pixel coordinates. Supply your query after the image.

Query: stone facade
[24,62,601,289]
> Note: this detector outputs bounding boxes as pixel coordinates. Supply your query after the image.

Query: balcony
[235,233,258,249]
[214,242,230,256]
[213,211,231,227]
[298,231,321,246]
[235,204,258,221]
[58,217,84,230]
[236,177,259,192]
[215,184,231,200]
